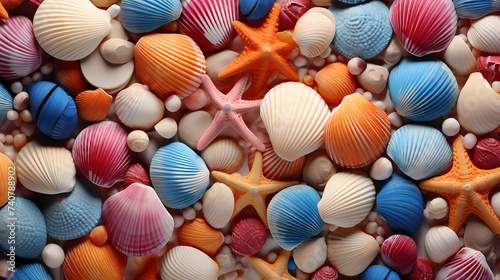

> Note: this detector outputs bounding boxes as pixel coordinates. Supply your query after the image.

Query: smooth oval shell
[443,36,477,76]
[124,163,151,187]
[314,62,356,106]
[311,266,338,280]
[276,0,310,29]
[161,246,219,280]
[121,0,181,33]
[406,258,435,280]
[201,138,244,174]
[292,7,335,58]
[453,0,500,18]
[0,152,15,207]
[477,56,500,83]
[424,225,462,263]
[293,237,327,273]
[468,16,500,54]
[75,88,112,122]
[231,217,267,258]
[359,265,401,280]
[202,182,234,229]
[248,142,305,181]
[381,235,418,275]
[9,263,53,280]
[436,247,494,280]
[470,138,500,169]
[178,218,224,257]
[0,82,13,125]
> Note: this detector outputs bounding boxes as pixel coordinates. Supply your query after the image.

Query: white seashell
[443,36,477,76]
[427,197,448,220]
[292,7,336,58]
[161,246,219,280]
[155,117,177,139]
[468,16,500,54]
[202,182,234,229]
[293,237,327,273]
[201,138,244,173]
[464,218,497,255]
[424,225,462,263]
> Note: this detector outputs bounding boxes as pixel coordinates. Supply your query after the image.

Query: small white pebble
[319,47,331,58]
[367,211,378,222]
[355,87,364,94]
[290,49,301,61]
[362,91,372,101]
[10,82,23,94]
[20,123,35,137]
[294,56,307,68]
[32,72,43,83]
[312,57,325,68]
[21,76,32,87]
[347,57,367,75]
[459,26,469,35]
[5,135,13,144]
[326,54,337,64]
[493,81,500,93]
[6,110,19,121]
[164,95,182,113]
[376,236,384,246]
[0,134,5,143]
[307,69,318,78]
[373,101,386,111]
[224,235,232,244]
[442,118,460,136]
[457,34,467,43]
[388,112,402,128]
[40,63,54,75]
[462,133,477,149]
[376,226,385,236]
[369,157,393,181]
[173,215,184,228]
[42,244,65,268]
[365,222,378,234]
[155,118,177,139]
[182,207,196,220]
[193,201,202,211]
[267,252,278,263]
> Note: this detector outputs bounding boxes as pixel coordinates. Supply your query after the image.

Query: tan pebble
[154,118,177,139]
[178,111,213,150]
[205,50,240,90]
[303,74,315,86]
[20,123,35,137]
[357,63,389,94]
[5,135,13,144]
[100,38,134,64]
[184,89,208,111]
[164,95,182,112]
[302,150,337,190]
[0,133,5,143]
[127,130,149,152]
[20,110,33,123]
[6,110,18,121]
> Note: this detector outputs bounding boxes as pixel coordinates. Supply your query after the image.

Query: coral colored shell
[311,266,338,280]
[424,225,462,264]
[0,16,41,80]
[178,218,224,257]
[202,182,234,229]
[471,138,500,169]
[314,62,357,106]
[121,0,181,33]
[134,33,206,100]
[53,59,88,95]
[436,247,494,280]
[387,124,452,180]
[72,121,136,188]
[75,88,112,122]
[102,183,175,256]
[292,7,335,58]
[324,93,390,168]
[0,152,15,207]
[231,217,267,258]
[468,16,500,54]
[453,0,500,18]
[10,263,53,280]
[477,56,500,83]
[124,163,151,187]
[260,82,330,161]
[161,246,219,280]
[0,82,12,125]
[443,36,477,76]
[359,265,401,280]
[16,141,76,194]
[464,218,497,255]
[293,237,327,273]
[89,226,108,247]
[406,258,435,280]
[201,137,244,174]
[276,0,310,29]
[381,235,418,275]
[248,142,305,181]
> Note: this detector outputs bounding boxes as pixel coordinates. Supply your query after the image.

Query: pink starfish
[197,74,265,151]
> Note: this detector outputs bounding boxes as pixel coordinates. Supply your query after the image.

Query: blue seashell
[0,82,13,126]
[360,265,401,280]
[240,0,274,21]
[41,179,102,240]
[288,258,297,271]
[329,1,392,59]
[387,124,452,180]
[388,57,459,122]
[338,0,368,4]
[0,198,47,259]
[453,0,500,18]
[376,174,424,236]
[10,263,53,280]
[267,185,324,250]
[121,0,182,33]
[27,81,78,140]
[150,142,210,209]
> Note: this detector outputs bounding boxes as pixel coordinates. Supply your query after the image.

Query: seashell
[201,137,244,174]
[311,266,338,280]
[121,0,181,33]
[293,237,327,273]
[381,235,418,275]
[248,142,305,181]
[161,246,219,280]
[357,63,389,94]
[302,150,336,190]
[240,0,274,20]
[29,0,44,6]
[268,185,324,250]
[0,82,13,125]
[128,131,150,154]
[453,0,500,18]
[376,175,424,236]
[324,93,391,168]
[155,117,178,139]
[90,0,118,8]
[134,33,206,100]
[124,163,151,187]
[424,225,462,264]
[0,198,47,259]
[178,218,224,257]
[89,225,108,247]
[468,16,500,54]
[260,82,330,161]
[102,183,175,256]
[386,124,452,180]
[9,263,53,280]
[231,217,267,258]
[16,141,76,194]
[53,59,87,95]
[0,16,42,80]
[436,247,494,280]
[388,57,459,122]
[443,36,477,76]
[329,0,392,59]
[135,258,157,280]
[427,197,449,219]
[314,62,356,106]
[318,172,375,228]
[0,0,23,9]
[292,7,335,58]
[150,142,210,209]
[477,56,500,83]
[464,218,497,255]
[359,265,401,280]
[72,121,136,188]
[406,258,435,280]
[276,0,310,29]
[0,152,15,207]
[75,88,112,122]
[202,182,234,229]
[327,227,380,276]
[457,72,500,135]
[471,138,500,169]
[33,0,115,61]
[27,81,78,140]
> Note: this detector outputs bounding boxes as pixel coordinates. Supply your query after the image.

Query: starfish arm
[260,4,281,35]
[228,112,266,151]
[419,179,458,194]
[202,75,227,107]
[249,151,265,183]
[245,256,280,280]
[472,193,500,234]
[218,53,262,80]
[227,73,251,102]
[232,99,262,114]
[474,167,500,192]
[251,195,269,227]
[270,51,299,81]
[196,112,228,150]
[232,193,253,219]
[447,195,469,232]
[258,181,299,196]
[272,250,293,277]
[212,170,254,193]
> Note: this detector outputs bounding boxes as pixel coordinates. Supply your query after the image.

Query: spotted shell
[231,217,267,258]
[453,0,500,18]
[124,163,151,187]
[477,56,500,83]
[292,7,335,58]
[161,246,219,280]
[202,182,234,229]
[248,142,305,181]
[436,247,494,280]
[468,16,500,54]
[470,138,500,169]
[121,0,181,33]
[314,62,357,106]
[0,152,15,207]
[443,36,477,76]
[75,88,112,122]
[9,263,53,280]
[359,265,401,280]
[178,218,224,257]
[381,235,418,275]
[293,237,327,273]
[0,82,13,125]
[424,225,462,264]
[201,137,244,174]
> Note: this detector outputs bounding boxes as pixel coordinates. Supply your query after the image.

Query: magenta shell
[436,247,494,280]
[248,142,305,181]
[470,138,500,169]
[29,0,43,5]
[124,163,151,187]
[381,234,418,275]
[276,0,310,30]
[477,56,500,84]
[231,217,267,258]
[406,258,435,280]
[0,16,41,80]
[311,266,339,280]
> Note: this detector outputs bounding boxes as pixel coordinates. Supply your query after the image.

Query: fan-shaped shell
[0,0,23,9]
[312,266,338,280]
[0,82,12,125]
[124,163,151,187]
[53,59,87,95]
[75,88,112,122]
[178,218,224,257]
[359,265,401,280]
[9,263,53,280]
[381,235,418,275]
[314,62,356,106]
[201,137,244,174]
[121,0,181,33]
[464,218,497,255]
[453,0,500,18]
[436,247,494,280]
[292,7,335,58]
[470,138,500,169]
[260,82,330,161]
[202,182,234,229]
[293,237,327,273]
[0,152,15,207]
[468,16,500,54]
[406,258,435,280]
[387,124,452,180]
[477,56,500,83]
[276,0,310,29]
[161,246,219,280]
[231,217,267,258]
[443,36,477,76]
[134,33,206,100]
[424,225,462,264]
[248,142,305,181]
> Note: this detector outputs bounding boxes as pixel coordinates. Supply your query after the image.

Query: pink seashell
[470,138,500,169]
[311,266,339,280]
[436,247,494,280]
[389,0,457,57]
[124,163,151,187]
[0,16,41,80]
[72,121,136,188]
[231,217,267,258]
[477,56,500,84]
[276,0,310,30]
[406,258,435,280]
[380,234,418,275]
[248,142,306,181]
[29,0,43,5]
[102,183,174,257]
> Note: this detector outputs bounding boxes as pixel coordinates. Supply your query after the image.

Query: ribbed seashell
[314,62,356,106]
[477,56,500,83]
[240,0,273,20]
[388,57,459,122]
[102,183,174,256]
[134,33,206,100]
[161,246,219,280]
[150,142,210,209]
[381,235,418,275]
[75,88,112,122]
[260,82,330,161]
[90,0,118,8]
[248,142,305,181]
[471,138,500,169]
[0,82,13,125]
[324,93,390,168]
[292,7,335,58]
[359,265,401,280]
[424,225,462,264]
[202,182,234,229]
[73,121,135,187]
[178,218,224,257]
[29,0,44,6]
[27,81,78,140]
[0,198,46,259]
[0,16,41,80]
[468,16,500,54]
[10,263,53,280]
[293,237,327,273]
[121,0,181,33]
[0,152,14,207]
[33,0,113,61]
[124,163,151,187]
[328,0,392,59]
[457,72,500,135]
[276,0,310,29]
[436,247,494,280]
[376,175,424,236]
[406,258,435,280]
[231,217,267,258]
[464,218,497,255]
[327,227,380,276]
[53,59,87,95]
[453,0,500,18]
[318,172,375,228]
[136,258,157,280]
[0,0,23,9]
[443,36,477,76]
[201,138,244,174]
[387,124,452,180]
[311,266,338,280]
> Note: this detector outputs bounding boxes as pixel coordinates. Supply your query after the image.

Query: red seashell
[436,247,494,280]
[248,142,305,181]
[470,138,500,169]
[406,258,435,280]
[477,56,500,84]
[311,266,339,280]
[276,0,311,30]
[381,234,418,275]
[124,163,151,187]
[231,217,267,258]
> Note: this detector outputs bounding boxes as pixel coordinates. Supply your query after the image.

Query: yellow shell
[177,218,224,257]
[0,153,15,207]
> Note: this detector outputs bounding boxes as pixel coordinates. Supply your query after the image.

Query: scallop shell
[33,0,113,61]
[9,263,53,280]
[0,0,23,9]
[0,152,15,207]
[386,124,453,180]
[121,0,181,33]
[53,59,88,95]
[293,237,327,273]
[201,137,244,174]
[102,182,175,256]
[477,56,500,83]
[0,82,13,125]
[231,217,267,258]
[424,225,462,264]
[453,0,500,18]
[124,163,151,187]
[464,218,497,255]
[75,88,112,122]
[240,0,274,20]
[150,142,210,209]
[359,265,401,280]
[276,0,310,29]
[443,36,477,76]
[0,16,41,80]
[178,218,224,257]
[327,227,380,276]
[202,182,234,229]
[381,235,418,275]
[267,185,324,250]
[457,72,500,135]
[311,266,338,280]
[260,82,330,161]
[292,7,335,58]
[324,93,391,168]
[134,33,206,100]
[436,247,494,280]
[72,121,136,188]
[314,62,356,106]
[161,246,219,280]
[248,142,305,181]
[470,138,500,169]
[406,258,435,280]
[388,57,459,122]
[136,258,157,280]
[468,16,500,54]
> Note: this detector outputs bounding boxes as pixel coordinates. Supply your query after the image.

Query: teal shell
[0,82,13,126]
[9,263,53,280]
[121,0,182,33]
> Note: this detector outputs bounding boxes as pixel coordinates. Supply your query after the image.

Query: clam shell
[477,56,500,83]
[314,62,356,106]
[443,36,477,76]
[75,88,112,122]
[9,263,53,280]
[276,0,310,29]
[453,0,500,18]
[468,16,500,54]
[0,152,15,207]
[248,142,305,181]
[231,217,267,258]
[292,7,335,58]
[201,137,244,174]
[178,218,224,257]
[311,266,338,280]
[464,218,497,255]
[293,237,327,273]
[121,0,181,33]
[406,258,435,280]
[124,163,151,187]
[260,82,330,161]
[381,235,418,275]
[202,182,234,229]
[0,82,13,125]
[53,59,87,95]
[359,265,401,280]
[470,138,500,169]
[424,225,461,264]
[161,246,219,280]
[436,247,494,280]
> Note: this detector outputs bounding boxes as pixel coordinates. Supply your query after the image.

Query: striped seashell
[315,62,356,106]
[53,59,88,95]
[293,237,327,273]
[436,247,494,280]
[324,93,391,168]
[406,258,435,280]
[136,258,157,280]
[477,56,500,83]
[248,142,305,181]
[121,0,181,33]
[468,16,500,54]
[381,235,418,275]
[359,265,401,280]
[0,82,13,125]
[202,182,234,229]
[9,263,53,280]
[470,138,500,169]
[29,0,44,6]
[201,137,244,174]
[75,88,112,122]
[102,183,175,256]
[0,152,15,207]
[276,0,310,29]
[311,266,338,280]
[0,0,23,9]
[161,246,219,280]
[443,36,477,76]
[178,218,224,257]
[124,163,151,187]
[292,7,335,58]
[231,217,267,258]
[424,225,462,264]
[464,218,497,255]
[453,0,500,18]
[134,33,206,100]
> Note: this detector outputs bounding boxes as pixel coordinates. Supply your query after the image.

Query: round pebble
[365,222,378,234]
[40,63,54,75]
[193,202,202,211]
[0,134,5,143]
[21,76,32,87]
[347,57,367,75]
[178,111,213,150]
[20,123,36,137]
[165,95,182,112]
[388,112,402,127]
[362,91,372,101]
[367,211,378,222]
[294,56,307,68]
[155,118,177,139]
[326,54,337,63]
[463,133,477,149]
[10,82,23,94]
[442,118,461,136]
[173,215,185,228]
[32,72,43,83]
[184,89,208,111]
[5,135,13,144]
[267,252,278,263]
[369,157,393,181]
[13,134,27,149]
[89,226,108,246]
[42,244,65,268]
[373,101,386,111]
[6,110,19,121]
[182,207,196,220]
[20,110,33,123]
[127,130,149,152]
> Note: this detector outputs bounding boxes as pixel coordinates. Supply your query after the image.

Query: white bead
[365,222,378,234]
[388,112,402,128]
[442,118,460,136]
[362,91,372,101]
[10,82,23,94]
[165,95,182,112]
[182,207,196,220]
[294,56,308,68]
[193,202,202,211]
[369,157,393,181]
[173,215,185,228]
[462,133,477,149]
[40,63,54,75]
[42,243,65,268]
[32,72,43,83]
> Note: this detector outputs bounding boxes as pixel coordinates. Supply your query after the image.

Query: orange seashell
[248,142,305,181]
[135,258,158,280]
[89,225,108,247]
[0,3,7,19]
[53,59,88,96]
[75,88,112,122]
[177,218,224,257]
[315,62,357,106]
[0,153,15,207]
[324,93,391,168]
[0,0,23,10]
[134,33,206,100]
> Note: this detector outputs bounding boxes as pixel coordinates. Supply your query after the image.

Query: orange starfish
[419,135,500,233]
[212,151,298,227]
[246,250,297,280]
[218,4,299,99]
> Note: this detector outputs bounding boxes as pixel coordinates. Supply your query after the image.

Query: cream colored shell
[292,7,336,58]
[443,36,477,76]
[293,237,327,273]
[202,182,234,229]
[468,16,500,54]
[161,246,219,280]
[201,138,244,173]
[464,218,497,255]
[424,225,461,263]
